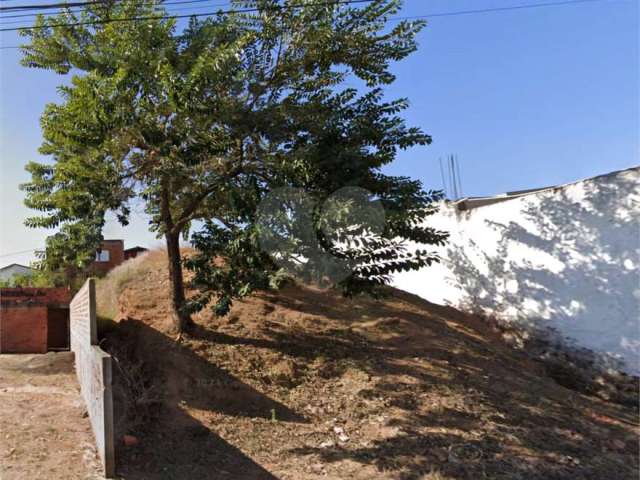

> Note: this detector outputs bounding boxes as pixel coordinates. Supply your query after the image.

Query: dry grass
[96,249,639,480]
[421,471,451,480]
[95,250,159,321]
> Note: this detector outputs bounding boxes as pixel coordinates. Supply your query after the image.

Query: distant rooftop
[453,166,639,211]
[0,263,31,271]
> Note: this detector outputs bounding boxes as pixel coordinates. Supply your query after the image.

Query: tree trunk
[165,230,193,333]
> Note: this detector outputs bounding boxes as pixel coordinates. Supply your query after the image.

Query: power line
[0,0,204,11]
[1,0,112,12]
[0,0,622,44]
[390,0,612,21]
[0,0,347,14]
[0,1,231,25]
[0,0,372,31]
[0,0,228,20]
[0,248,38,258]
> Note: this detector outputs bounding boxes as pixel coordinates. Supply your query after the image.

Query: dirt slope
[98,250,639,480]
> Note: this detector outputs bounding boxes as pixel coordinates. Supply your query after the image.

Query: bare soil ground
[99,251,639,480]
[0,352,103,479]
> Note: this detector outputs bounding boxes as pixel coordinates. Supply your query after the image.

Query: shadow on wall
[446,169,640,372]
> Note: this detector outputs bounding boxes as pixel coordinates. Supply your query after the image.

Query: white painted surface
[394,168,640,374]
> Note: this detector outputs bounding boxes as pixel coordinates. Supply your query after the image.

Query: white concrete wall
[394,167,640,374]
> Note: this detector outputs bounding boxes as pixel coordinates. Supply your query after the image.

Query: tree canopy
[20,0,447,331]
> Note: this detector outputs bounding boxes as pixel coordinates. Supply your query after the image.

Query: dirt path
[0,353,103,480]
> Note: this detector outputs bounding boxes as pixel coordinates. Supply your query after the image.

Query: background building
[0,264,33,283]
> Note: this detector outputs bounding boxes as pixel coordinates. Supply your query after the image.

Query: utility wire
[0,0,372,31]
[390,0,611,21]
[0,0,206,11]
[0,248,38,258]
[1,0,114,12]
[0,0,621,43]
[0,0,229,19]
[0,1,230,24]
[0,0,343,13]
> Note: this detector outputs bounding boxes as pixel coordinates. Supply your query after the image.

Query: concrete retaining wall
[70,278,115,477]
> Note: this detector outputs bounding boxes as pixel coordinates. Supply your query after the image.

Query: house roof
[124,246,148,252]
[0,263,32,271]
[453,166,639,212]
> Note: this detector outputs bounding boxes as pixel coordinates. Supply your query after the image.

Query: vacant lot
[0,353,103,480]
[98,251,639,480]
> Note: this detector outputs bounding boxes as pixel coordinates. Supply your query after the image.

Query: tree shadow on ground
[102,262,639,479]
[103,318,308,479]
[224,287,640,479]
[115,404,278,480]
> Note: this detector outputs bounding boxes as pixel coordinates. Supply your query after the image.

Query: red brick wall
[0,287,71,306]
[0,287,72,353]
[91,240,125,275]
[0,305,48,353]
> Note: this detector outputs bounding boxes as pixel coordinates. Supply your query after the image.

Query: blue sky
[1,0,638,266]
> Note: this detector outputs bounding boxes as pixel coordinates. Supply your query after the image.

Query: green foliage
[185,221,290,315]
[0,268,69,288]
[19,0,447,321]
[0,274,31,288]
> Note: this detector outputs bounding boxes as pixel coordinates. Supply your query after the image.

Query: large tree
[20,0,447,332]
